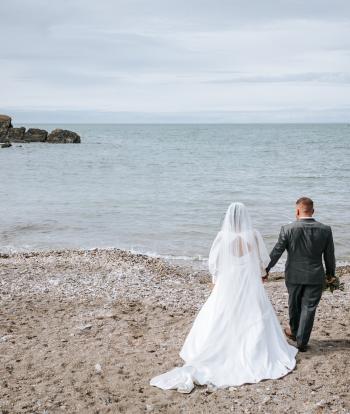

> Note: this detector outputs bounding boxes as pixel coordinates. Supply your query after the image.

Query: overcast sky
[1,0,350,123]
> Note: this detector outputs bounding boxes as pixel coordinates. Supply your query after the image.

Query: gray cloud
[203,72,350,84]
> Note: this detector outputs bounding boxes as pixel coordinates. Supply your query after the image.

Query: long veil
[208,202,270,283]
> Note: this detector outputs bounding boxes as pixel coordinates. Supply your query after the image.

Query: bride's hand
[262,274,268,283]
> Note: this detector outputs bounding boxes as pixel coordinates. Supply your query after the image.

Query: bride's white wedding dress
[150,203,297,393]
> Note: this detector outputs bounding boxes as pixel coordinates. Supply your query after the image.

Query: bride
[150,202,297,393]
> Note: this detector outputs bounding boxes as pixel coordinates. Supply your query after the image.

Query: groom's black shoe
[297,344,308,352]
[284,327,296,341]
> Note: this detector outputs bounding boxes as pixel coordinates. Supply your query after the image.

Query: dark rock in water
[7,127,26,142]
[0,114,12,140]
[47,128,81,144]
[1,115,81,144]
[0,142,12,148]
[24,128,48,142]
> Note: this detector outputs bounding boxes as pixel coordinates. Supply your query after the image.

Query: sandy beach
[0,249,349,413]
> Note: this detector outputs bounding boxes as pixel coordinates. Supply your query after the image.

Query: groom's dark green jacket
[266,218,335,285]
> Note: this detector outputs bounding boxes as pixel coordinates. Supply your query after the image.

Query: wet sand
[0,249,349,413]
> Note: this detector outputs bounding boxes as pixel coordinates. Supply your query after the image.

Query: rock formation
[6,127,26,142]
[0,114,12,141]
[47,129,81,143]
[0,142,12,148]
[24,128,48,142]
[0,114,81,144]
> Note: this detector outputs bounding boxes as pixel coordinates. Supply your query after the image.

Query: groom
[264,197,335,352]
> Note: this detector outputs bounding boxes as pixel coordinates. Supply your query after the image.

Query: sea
[1,123,349,270]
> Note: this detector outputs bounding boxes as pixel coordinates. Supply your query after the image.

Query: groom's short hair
[296,197,314,213]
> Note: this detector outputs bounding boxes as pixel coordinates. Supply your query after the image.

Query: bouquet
[323,275,345,293]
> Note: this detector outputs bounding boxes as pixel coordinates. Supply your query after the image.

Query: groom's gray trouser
[286,283,323,347]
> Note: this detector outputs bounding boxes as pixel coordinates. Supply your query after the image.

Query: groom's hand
[262,273,269,283]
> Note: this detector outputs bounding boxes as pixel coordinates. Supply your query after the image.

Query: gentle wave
[129,249,207,262]
[1,244,349,274]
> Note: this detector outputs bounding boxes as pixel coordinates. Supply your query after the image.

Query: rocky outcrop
[0,142,12,148]
[7,127,26,142]
[0,114,12,141]
[24,128,48,142]
[0,114,81,144]
[47,129,81,144]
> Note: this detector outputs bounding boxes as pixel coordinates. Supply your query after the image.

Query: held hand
[326,275,336,283]
[262,273,269,283]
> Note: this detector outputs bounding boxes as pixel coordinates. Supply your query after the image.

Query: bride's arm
[208,231,222,284]
[254,230,271,278]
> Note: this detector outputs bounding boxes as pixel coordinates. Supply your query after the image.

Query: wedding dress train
[150,203,297,393]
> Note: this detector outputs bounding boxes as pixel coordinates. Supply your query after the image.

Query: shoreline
[1,246,349,278]
[0,246,210,273]
[1,248,349,413]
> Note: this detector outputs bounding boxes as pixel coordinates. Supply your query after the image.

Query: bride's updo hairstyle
[221,202,253,233]
[209,201,270,280]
